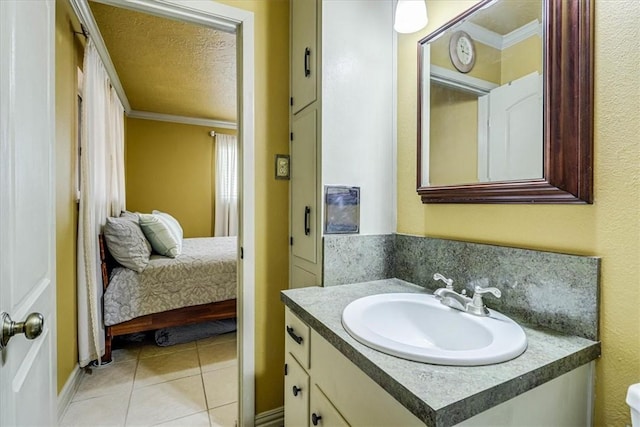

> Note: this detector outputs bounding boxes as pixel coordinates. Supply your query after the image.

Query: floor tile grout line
[123,351,141,427]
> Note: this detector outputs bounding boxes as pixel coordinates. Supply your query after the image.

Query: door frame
[68,0,256,424]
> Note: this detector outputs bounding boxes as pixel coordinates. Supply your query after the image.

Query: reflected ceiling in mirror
[416,0,593,204]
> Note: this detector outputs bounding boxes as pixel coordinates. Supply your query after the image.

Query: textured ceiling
[89,2,237,122]
[470,0,542,35]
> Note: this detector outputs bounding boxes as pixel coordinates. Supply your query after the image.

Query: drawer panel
[285,308,310,369]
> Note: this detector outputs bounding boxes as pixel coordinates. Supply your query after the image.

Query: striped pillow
[138,212,183,258]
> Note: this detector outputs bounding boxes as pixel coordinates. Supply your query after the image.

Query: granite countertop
[280,279,601,427]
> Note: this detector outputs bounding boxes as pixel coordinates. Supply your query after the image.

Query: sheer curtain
[214,134,238,237]
[77,40,126,367]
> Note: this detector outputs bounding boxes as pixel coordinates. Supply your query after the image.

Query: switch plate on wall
[275,154,290,180]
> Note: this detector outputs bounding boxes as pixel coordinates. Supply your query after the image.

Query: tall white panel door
[488,72,543,182]
[0,0,57,425]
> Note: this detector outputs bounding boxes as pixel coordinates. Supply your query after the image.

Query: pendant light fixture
[394,0,428,34]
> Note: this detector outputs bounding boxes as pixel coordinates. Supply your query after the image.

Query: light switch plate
[275,154,290,180]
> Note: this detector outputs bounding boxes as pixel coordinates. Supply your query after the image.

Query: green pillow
[152,210,184,243]
[139,213,183,257]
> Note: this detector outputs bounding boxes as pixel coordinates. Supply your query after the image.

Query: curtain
[214,134,238,237]
[77,40,126,367]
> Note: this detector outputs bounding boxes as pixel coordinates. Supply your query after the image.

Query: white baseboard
[57,364,83,423]
[255,406,284,427]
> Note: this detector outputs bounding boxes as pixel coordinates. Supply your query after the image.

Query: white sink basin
[342,293,527,366]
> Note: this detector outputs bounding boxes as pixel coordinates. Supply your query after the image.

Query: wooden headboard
[98,234,119,292]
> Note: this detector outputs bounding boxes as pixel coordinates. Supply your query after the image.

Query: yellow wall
[54,0,82,393]
[214,0,290,414]
[500,35,542,84]
[399,1,640,424]
[429,84,478,185]
[125,118,232,238]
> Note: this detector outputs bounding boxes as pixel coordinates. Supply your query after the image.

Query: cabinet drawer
[285,308,310,369]
[310,384,349,427]
[284,353,310,427]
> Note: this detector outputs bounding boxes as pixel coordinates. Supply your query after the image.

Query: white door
[0,1,57,426]
[488,72,543,182]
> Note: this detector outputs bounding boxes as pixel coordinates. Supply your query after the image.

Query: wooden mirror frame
[417,0,593,204]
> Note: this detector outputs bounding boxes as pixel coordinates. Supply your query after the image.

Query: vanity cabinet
[284,307,595,427]
[289,0,396,289]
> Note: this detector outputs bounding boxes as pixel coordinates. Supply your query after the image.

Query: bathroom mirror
[417,0,593,203]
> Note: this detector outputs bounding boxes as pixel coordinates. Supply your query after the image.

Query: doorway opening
[68,0,255,424]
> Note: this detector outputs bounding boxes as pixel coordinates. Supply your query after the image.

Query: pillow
[152,210,184,242]
[120,210,139,221]
[139,213,183,258]
[103,216,152,272]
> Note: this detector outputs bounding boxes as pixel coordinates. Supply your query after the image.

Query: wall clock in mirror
[449,31,476,73]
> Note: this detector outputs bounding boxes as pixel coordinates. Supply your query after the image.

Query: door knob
[0,312,44,350]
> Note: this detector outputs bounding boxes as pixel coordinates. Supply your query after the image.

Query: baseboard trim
[57,364,82,423]
[255,406,284,427]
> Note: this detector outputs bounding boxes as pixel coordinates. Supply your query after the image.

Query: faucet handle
[433,273,454,290]
[468,286,501,316]
[473,286,501,298]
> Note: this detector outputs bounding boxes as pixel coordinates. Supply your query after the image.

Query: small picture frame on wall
[324,186,360,234]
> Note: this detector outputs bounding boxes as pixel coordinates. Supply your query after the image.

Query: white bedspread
[103,236,237,326]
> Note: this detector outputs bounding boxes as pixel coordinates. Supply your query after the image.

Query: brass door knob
[0,312,44,350]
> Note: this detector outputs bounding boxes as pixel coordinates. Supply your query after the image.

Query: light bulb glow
[394,0,428,34]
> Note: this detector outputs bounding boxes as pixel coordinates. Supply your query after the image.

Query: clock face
[449,31,476,73]
[456,36,474,65]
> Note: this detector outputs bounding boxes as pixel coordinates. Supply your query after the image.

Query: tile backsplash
[323,234,600,340]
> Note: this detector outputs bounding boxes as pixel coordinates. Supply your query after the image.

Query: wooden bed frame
[99,235,237,363]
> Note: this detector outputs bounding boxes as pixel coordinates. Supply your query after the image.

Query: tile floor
[60,332,238,427]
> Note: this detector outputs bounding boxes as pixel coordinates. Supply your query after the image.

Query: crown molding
[459,21,503,50]
[69,0,132,111]
[502,20,542,49]
[127,110,237,129]
[460,19,541,51]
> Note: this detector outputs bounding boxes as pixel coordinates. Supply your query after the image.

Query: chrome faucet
[432,273,501,317]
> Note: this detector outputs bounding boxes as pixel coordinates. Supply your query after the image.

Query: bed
[99,234,237,363]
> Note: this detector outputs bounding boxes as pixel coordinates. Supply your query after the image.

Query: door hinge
[290,237,293,246]
[290,97,294,106]
[240,247,244,259]
[284,363,288,375]
[290,132,294,141]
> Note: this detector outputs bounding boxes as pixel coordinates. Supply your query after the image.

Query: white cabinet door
[291,0,317,114]
[310,384,349,427]
[291,108,317,265]
[487,72,543,181]
[285,353,310,427]
[0,0,57,425]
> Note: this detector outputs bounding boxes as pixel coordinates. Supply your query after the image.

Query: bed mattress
[103,236,237,326]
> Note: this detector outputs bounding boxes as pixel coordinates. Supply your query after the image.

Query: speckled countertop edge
[281,279,601,427]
